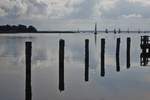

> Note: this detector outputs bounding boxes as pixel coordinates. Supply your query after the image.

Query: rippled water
[0,33,150,100]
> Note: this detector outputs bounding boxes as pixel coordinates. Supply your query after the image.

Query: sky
[1,0,150,30]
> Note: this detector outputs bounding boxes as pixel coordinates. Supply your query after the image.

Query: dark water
[0,33,150,100]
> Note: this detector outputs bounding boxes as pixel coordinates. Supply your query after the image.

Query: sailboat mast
[94,23,97,35]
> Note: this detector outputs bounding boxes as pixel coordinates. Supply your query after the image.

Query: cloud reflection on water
[0,33,149,100]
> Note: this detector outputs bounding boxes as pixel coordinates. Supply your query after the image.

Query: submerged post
[59,39,65,91]
[101,39,105,77]
[127,37,131,69]
[116,38,120,72]
[25,42,32,100]
[85,39,89,82]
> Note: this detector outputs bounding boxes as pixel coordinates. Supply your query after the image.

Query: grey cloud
[66,0,98,19]
[4,0,86,19]
[26,0,48,17]
[97,0,150,19]
[1,0,150,30]
[4,0,48,18]
[1,0,150,19]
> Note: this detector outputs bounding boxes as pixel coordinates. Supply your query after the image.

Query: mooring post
[25,41,32,100]
[116,38,120,72]
[94,23,97,45]
[95,34,97,45]
[127,37,131,69]
[140,36,150,66]
[114,29,117,34]
[85,39,89,82]
[101,39,105,77]
[59,39,65,91]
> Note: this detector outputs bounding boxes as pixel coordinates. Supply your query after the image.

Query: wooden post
[94,23,97,45]
[101,39,105,77]
[85,39,89,82]
[114,29,117,34]
[127,37,131,69]
[25,42,32,100]
[95,34,97,45]
[140,36,150,66]
[116,38,120,72]
[59,39,65,91]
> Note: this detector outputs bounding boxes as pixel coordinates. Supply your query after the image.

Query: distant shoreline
[0,31,150,34]
[0,31,78,34]
[0,24,150,34]
[0,25,79,33]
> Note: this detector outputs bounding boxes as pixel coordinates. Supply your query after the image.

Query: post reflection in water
[59,39,65,91]
[85,39,89,82]
[116,38,120,72]
[140,36,150,66]
[127,37,131,69]
[101,39,105,77]
[25,42,32,100]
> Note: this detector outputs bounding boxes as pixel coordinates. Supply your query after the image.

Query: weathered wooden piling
[140,36,150,66]
[95,34,97,45]
[127,29,130,33]
[59,39,65,91]
[25,42,32,100]
[114,29,117,34]
[118,29,121,34]
[94,23,97,45]
[127,37,131,69]
[85,39,89,82]
[116,38,120,72]
[101,39,105,77]
[105,29,108,34]
[94,23,97,35]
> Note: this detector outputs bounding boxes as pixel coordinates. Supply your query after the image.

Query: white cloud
[94,0,119,17]
[0,0,84,19]
[0,0,150,21]
[0,8,7,16]
[45,0,84,18]
[93,0,150,19]
[128,0,150,6]
[121,13,142,18]
[98,0,119,11]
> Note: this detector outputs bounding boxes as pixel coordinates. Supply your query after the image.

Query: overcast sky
[1,0,150,30]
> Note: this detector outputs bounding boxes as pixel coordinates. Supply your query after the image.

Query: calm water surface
[0,33,150,100]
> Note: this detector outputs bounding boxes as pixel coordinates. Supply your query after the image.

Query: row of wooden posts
[25,37,132,100]
[58,38,131,91]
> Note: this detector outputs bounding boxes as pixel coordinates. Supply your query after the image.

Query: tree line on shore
[0,24,37,33]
